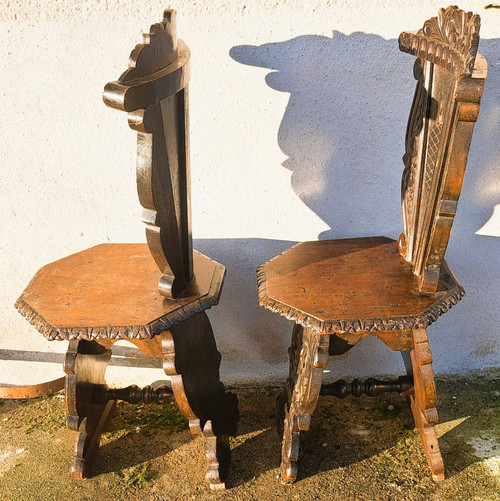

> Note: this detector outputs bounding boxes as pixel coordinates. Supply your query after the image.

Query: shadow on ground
[0,371,499,500]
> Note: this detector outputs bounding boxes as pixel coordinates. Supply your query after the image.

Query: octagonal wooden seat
[14,10,238,491]
[16,244,224,341]
[258,236,464,342]
[257,6,487,484]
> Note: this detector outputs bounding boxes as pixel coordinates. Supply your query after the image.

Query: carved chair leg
[278,324,329,483]
[64,339,114,479]
[402,328,444,481]
[161,312,238,491]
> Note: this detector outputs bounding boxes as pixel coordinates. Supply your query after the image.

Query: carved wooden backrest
[398,6,487,293]
[103,10,192,299]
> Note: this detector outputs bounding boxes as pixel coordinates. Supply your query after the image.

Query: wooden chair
[15,10,238,491]
[257,6,487,483]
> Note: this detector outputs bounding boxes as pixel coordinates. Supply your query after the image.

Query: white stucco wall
[1,1,498,387]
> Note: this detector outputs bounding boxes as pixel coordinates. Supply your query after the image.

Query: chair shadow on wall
[226,31,500,386]
[229,32,499,240]
[218,31,500,482]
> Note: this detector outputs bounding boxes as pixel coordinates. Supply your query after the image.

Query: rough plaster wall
[0,1,498,386]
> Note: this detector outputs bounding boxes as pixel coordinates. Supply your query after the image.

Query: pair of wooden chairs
[15,5,486,489]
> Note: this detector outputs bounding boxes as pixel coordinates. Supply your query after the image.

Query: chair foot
[280,405,299,483]
[277,386,299,483]
[411,405,445,481]
[405,328,445,481]
[203,420,231,491]
[69,401,116,479]
[64,340,114,479]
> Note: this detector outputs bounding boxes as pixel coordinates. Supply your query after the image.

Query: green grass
[123,463,151,489]
[103,401,188,439]
[19,394,66,434]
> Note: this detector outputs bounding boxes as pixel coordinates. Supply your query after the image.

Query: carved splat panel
[103,10,192,298]
[400,60,427,265]
[410,63,455,280]
[398,6,487,293]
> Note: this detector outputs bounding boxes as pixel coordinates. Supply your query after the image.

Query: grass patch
[123,463,151,489]
[104,401,188,439]
[113,462,152,490]
[372,430,422,484]
[11,394,67,434]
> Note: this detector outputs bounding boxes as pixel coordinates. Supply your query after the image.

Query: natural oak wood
[64,339,115,479]
[276,324,329,483]
[15,9,238,490]
[259,6,486,484]
[402,328,444,480]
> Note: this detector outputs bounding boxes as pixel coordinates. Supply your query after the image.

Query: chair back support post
[398,6,487,293]
[103,9,193,299]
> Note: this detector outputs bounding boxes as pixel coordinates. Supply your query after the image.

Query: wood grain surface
[16,243,224,340]
[258,237,464,333]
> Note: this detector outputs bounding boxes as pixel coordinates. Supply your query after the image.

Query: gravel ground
[0,371,499,500]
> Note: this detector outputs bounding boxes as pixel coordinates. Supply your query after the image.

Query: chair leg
[161,312,238,491]
[64,339,114,479]
[277,324,329,483]
[403,327,444,481]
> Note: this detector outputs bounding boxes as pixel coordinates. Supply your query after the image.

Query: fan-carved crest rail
[398,5,486,293]
[399,5,480,77]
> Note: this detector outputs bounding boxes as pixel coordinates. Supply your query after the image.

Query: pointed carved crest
[119,10,178,84]
[103,10,193,299]
[399,5,480,76]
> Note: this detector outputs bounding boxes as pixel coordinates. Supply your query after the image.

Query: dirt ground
[0,372,499,501]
